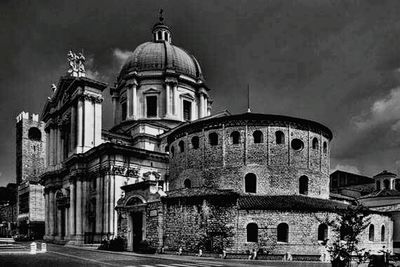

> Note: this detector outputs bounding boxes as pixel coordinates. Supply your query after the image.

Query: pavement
[0,240,331,267]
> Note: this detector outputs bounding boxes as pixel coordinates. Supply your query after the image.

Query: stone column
[112,95,119,125]
[83,99,94,151]
[49,190,55,237]
[69,180,75,238]
[132,82,137,119]
[104,175,110,234]
[81,178,87,235]
[55,127,60,165]
[44,192,49,236]
[95,176,102,235]
[59,127,64,162]
[109,176,115,236]
[94,100,102,146]
[75,178,82,240]
[76,99,83,153]
[49,128,54,166]
[45,131,50,167]
[57,208,62,240]
[173,84,179,117]
[199,93,204,118]
[127,86,132,118]
[165,83,170,117]
[70,105,76,155]
[65,207,69,238]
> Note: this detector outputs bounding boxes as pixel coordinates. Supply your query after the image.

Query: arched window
[230,131,240,144]
[376,181,381,191]
[277,223,289,242]
[381,225,385,242]
[209,132,218,146]
[164,31,168,41]
[253,130,263,143]
[323,142,327,153]
[318,224,328,241]
[178,140,185,153]
[184,179,191,189]
[369,224,374,241]
[383,179,390,189]
[191,136,199,149]
[28,127,41,141]
[157,31,162,40]
[245,173,257,193]
[170,146,175,157]
[164,146,169,153]
[396,180,400,191]
[275,131,285,144]
[299,176,308,195]
[246,223,258,242]
[312,138,319,149]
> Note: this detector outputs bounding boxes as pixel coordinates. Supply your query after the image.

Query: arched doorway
[125,196,146,251]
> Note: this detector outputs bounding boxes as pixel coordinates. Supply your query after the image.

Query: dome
[118,41,203,81]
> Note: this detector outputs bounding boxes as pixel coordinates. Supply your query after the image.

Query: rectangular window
[147,96,157,117]
[121,102,127,120]
[183,100,192,121]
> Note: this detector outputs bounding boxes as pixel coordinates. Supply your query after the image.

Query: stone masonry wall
[169,122,330,198]
[162,199,393,256]
[235,210,392,255]
[16,112,46,185]
[162,197,237,252]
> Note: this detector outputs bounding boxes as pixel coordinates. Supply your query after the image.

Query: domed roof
[118,41,203,81]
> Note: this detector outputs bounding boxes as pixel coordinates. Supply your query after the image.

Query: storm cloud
[2,0,400,184]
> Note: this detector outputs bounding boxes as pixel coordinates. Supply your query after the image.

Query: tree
[317,202,371,266]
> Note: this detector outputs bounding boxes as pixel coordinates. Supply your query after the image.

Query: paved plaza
[0,241,330,267]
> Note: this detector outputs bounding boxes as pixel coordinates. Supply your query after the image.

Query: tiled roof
[163,187,238,199]
[238,195,350,212]
[359,189,400,199]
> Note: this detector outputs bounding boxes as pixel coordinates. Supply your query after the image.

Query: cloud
[84,55,109,82]
[332,164,361,174]
[113,48,133,68]
[353,87,400,130]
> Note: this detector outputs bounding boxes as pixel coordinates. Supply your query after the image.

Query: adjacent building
[15,112,46,238]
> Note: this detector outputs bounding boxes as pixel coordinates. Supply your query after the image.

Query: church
[36,16,393,258]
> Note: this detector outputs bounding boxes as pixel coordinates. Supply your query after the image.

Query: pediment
[179,93,195,100]
[143,88,161,95]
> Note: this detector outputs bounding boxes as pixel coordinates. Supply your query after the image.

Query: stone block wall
[162,197,237,252]
[16,112,46,185]
[169,122,330,198]
[235,210,392,255]
[29,184,45,222]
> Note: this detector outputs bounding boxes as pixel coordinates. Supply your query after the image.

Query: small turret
[373,170,398,191]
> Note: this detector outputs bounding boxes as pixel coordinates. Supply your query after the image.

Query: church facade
[37,17,393,257]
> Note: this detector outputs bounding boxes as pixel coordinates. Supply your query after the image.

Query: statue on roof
[67,50,86,77]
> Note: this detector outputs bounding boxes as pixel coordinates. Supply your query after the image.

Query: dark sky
[2,0,400,185]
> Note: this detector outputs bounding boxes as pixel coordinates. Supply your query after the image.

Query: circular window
[291,139,304,151]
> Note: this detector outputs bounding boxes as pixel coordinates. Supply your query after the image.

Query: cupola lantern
[152,9,172,43]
